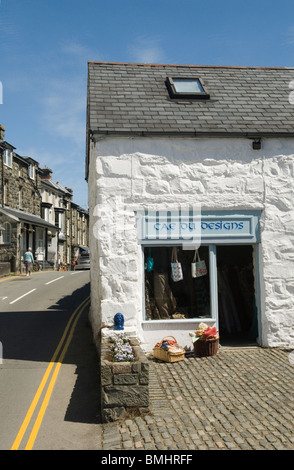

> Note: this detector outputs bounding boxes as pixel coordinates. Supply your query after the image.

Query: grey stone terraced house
[0,125,89,275]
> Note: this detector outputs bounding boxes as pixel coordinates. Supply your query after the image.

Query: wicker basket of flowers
[191,323,219,357]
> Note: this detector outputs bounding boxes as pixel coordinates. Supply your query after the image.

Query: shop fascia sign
[136,210,260,245]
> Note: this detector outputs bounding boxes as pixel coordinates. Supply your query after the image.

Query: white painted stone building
[86,62,294,351]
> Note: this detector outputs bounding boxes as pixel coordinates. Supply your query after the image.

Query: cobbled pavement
[101,347,294,451]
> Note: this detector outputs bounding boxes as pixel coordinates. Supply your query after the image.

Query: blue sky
[1,0,294,209]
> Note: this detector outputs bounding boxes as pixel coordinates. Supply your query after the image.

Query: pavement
[100,346,294,451]
[4,272,292,452]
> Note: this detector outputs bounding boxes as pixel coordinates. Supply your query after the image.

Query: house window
[55,210,60,227]
[18,187,23,209]
[42,206,50,222]
[166,77,210,100]
[3,149,12,167]
[28,163,35,180]
[2,222,11,244]
[3,179,8,205]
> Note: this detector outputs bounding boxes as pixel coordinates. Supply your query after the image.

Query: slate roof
[87,61,294,139]
[41,178,72,196]
[0,207,58,230]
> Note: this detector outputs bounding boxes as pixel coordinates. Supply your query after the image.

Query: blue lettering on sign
[154,222,176,231]
[201,221,244,231]
[154,221,244,232]
[154,222,197,232]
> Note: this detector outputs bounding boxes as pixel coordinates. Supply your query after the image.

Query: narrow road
[0,271,101,450]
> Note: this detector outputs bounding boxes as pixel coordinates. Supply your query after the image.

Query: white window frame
[2,222,11,244]
[3,149,12,167]
[28,163,35,180]
[142,243,217,326]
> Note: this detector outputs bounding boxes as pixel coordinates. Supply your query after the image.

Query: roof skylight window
[166,77,210,100]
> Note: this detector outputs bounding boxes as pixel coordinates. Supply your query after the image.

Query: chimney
[0,125,5,141]
[40,166,53,180]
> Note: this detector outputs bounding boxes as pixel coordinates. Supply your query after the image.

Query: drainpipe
[0,141,4,207]
[0,125,6,207]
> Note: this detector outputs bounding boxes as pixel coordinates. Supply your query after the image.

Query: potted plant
[191,322,219,357]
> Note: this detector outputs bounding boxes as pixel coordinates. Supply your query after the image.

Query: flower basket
[191,323,219,358]
[153,336,185,363]
[194,337,219,357]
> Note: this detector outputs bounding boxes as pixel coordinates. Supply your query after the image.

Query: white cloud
[128,36,166,63]
[60,40,102,64]
[24,39,97,208]
[41,77,86,146]
[39,40,98,146]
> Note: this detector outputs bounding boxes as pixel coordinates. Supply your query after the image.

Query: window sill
[142,318,215,325]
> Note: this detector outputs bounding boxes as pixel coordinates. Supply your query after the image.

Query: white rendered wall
[88,136,294,351]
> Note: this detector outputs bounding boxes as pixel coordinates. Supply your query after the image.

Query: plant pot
[194,338,219,357]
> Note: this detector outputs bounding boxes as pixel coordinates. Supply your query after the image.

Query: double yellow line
[11,296,90,450]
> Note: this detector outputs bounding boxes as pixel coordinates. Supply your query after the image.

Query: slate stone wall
[100,336,150,423]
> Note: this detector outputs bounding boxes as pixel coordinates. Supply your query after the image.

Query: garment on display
[146,248,154,272]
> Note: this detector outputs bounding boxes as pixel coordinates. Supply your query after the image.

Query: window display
[144,246,211,320]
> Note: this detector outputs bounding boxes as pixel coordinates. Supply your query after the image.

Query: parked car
[75,256,90,270]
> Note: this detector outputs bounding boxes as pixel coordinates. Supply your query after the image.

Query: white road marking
[9,289,37,305]
[45,276,64,285]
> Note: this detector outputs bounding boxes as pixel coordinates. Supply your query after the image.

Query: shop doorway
[216,245,258,345]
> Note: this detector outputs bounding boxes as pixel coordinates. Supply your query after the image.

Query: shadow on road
[0,281,102,425]
[0,283,90,362]
[63,307,102,424]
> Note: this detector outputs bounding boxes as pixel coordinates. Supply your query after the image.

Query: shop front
[87,62,294,352]
[138,210,261,350]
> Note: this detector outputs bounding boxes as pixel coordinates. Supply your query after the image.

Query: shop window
[144,246,211,320]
